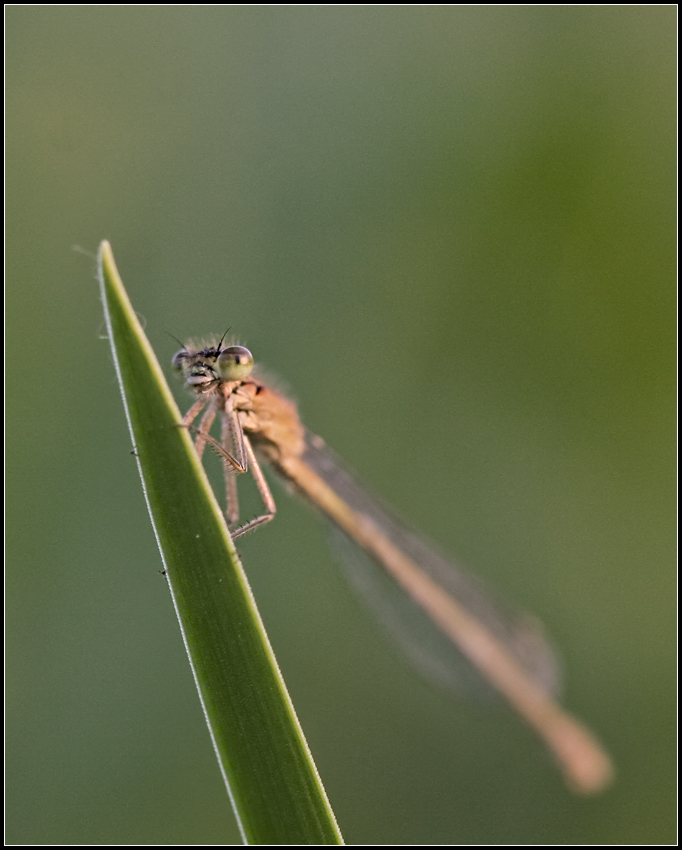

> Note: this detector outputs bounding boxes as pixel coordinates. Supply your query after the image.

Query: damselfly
[172,336,613,794]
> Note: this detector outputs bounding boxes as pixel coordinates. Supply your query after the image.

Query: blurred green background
[6,6,675,845]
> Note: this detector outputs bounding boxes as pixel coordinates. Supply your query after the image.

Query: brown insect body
[173,339,614,795]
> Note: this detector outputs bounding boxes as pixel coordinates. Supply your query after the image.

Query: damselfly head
[172,341,254,394]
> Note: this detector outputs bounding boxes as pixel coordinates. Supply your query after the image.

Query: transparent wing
[297,431,562,701]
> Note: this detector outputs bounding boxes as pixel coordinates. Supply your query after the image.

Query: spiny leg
[181,398,213,461]
[229,435,276,539]
[194,402,218,463]
[221,412,240,525]
[182,397,208,428]
[223,402,248,471]
[183,402,273,537]
[184,427,247,474]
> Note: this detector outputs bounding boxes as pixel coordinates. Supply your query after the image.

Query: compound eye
[217,346,254,381]
[171,349,188,372]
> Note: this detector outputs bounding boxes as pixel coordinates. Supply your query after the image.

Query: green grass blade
[97,240,344,846]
